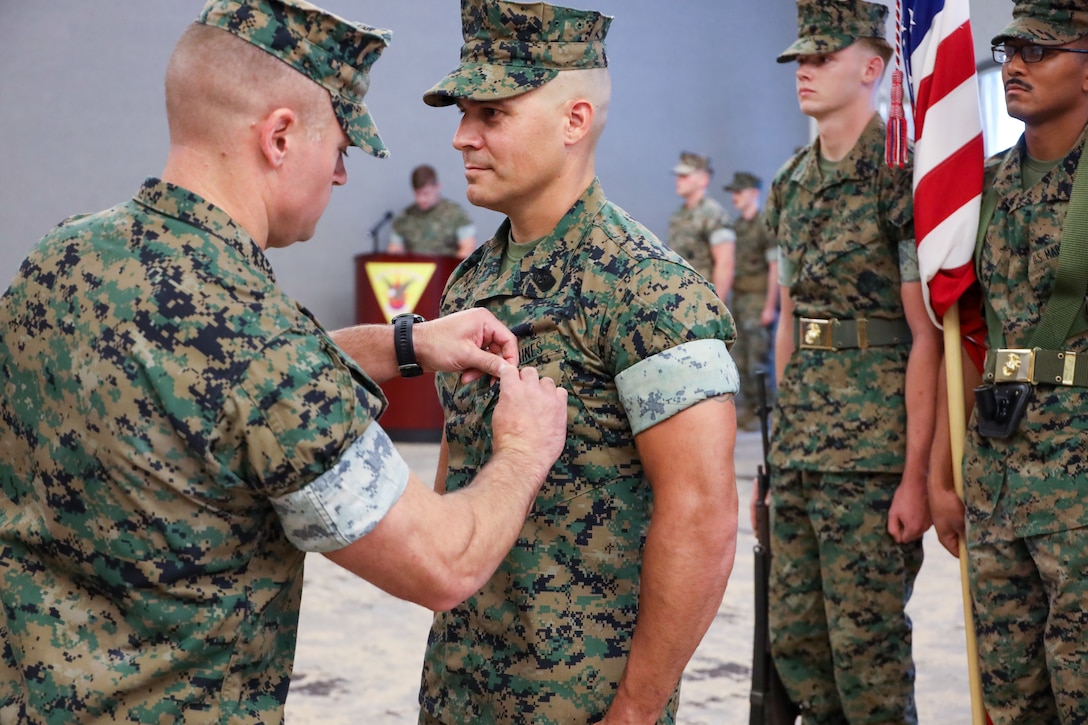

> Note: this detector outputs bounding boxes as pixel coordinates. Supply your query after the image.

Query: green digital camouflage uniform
[765,110,924,724]
[961,42,1088,720]
[0,3,404,723]
[961,6,1088,723]
[730,212,778,414]
[420,179,737,725]
[419,4,737,721]
[391,198,474,256]
[667,197,734,284]
[0,179,405,724]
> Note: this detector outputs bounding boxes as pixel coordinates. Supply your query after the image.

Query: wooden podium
[354,252,460,441]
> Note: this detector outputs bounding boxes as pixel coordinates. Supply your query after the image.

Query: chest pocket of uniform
[440,340,573,483]
[812,203,874,267]
[442,372,499,472]
[525,336,635,516]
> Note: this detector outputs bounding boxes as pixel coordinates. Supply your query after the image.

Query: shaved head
[165,23,331,148]
[536,67,612,148]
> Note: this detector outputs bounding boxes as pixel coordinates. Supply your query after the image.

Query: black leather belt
[984,347,1088,387]
[792,316,912,350]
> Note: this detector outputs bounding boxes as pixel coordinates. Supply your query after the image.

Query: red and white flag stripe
[904,0,985,327]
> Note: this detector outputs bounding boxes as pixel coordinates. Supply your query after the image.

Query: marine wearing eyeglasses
[992,42,1088,63]
[928,1,1088,723]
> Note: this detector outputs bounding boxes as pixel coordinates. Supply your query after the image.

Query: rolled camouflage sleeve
[607,257,738,432]
[271,421,409,551]
[617,339,739,435]
[215,328,397,547]
[898,239,920,283]
[710,228,736,246]
[709,204,736,247]
[456,224,477,243]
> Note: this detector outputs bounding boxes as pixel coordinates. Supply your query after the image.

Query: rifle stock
[749,368,799,725]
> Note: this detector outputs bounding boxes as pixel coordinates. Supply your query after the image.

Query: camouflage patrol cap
[992,0,1088,46]
[422,0,612,108]
[724,171,762,191]
[777,0,888,63]
[198,0,392,158]
[673,152,712,176]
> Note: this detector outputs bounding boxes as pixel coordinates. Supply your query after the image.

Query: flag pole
[941,304,986,725]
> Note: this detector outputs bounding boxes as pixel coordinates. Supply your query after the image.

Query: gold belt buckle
[992,348,1034,383]
[799,317,833,350]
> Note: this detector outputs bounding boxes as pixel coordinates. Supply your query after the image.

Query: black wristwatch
[392,313,425,377]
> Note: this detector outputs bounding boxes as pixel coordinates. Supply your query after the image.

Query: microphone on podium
[369,210,394,250]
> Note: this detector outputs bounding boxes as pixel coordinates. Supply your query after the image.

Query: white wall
[971,0,1011,63]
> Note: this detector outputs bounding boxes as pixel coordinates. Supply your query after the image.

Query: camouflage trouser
[769,470,923,725]
[730,291,773,410]
[967,511,1088,724]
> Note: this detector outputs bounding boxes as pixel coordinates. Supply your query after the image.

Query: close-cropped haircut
[857,36,894,72]
[539,67,612,144]
[165,23,329,144]
[411,165,438,190]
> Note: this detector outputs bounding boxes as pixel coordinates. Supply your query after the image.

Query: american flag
[899,6,991,725]
[901,0,986,365]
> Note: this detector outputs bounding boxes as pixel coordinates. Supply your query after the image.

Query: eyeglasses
[992,43,1088,64]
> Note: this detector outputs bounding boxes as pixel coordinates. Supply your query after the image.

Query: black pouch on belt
[973,382,1032,439]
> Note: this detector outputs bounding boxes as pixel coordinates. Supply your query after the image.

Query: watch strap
[393,314,424,377]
